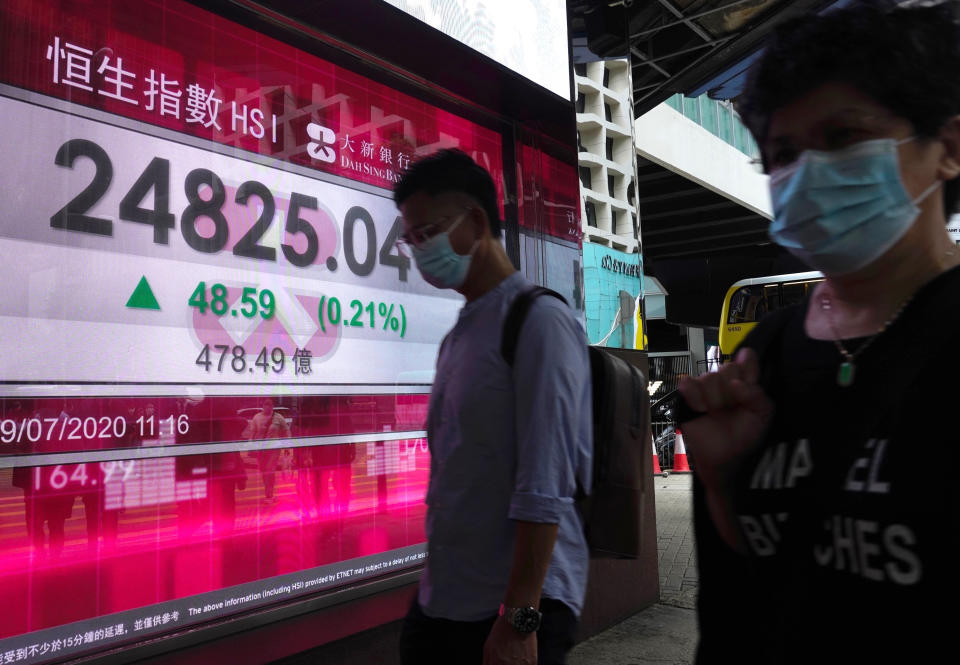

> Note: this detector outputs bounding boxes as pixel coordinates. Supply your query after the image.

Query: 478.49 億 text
[195,344,312,376]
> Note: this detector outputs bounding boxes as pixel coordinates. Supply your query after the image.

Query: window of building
[700,98,720,137]
[603,67,610,88]
[579,167,592,190]
[607,175,615,197]
[574,63,587,77]
[632,213,638,235]
[604,103,612,121]
[606,138,614,160]
[734,119,749,155]
[576,93,585,113]
[746,133,762,160]
[719,103,734,144]
[611,209,619,234]
[585,201,598,227]
[577,130,586,152]
[682,95,700,124]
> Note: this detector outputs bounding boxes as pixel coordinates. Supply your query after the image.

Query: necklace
[816,246,956,386]
[818,293,913,388]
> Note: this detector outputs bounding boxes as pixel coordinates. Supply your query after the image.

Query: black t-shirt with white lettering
[693,265,960,664]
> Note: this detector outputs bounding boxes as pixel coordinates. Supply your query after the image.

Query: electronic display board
[516,141,584,311]
[0,1,504,662]
[380,0,572,100]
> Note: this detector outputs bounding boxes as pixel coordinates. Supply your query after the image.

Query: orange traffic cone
[652,438,662,475]
[672,429,691,473]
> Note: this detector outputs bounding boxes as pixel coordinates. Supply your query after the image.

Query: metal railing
[646,352,692,471]
[647,351,691,401]
[651,420,675,471]
[695,357,724,375]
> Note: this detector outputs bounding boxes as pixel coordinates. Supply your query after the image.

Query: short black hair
[738,1,960,213]
[393,148,501,238]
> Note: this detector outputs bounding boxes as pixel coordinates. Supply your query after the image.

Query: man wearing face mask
[675,3,960,664]
[393,149,591,665]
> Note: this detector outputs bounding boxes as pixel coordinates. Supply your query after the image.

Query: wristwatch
[498,604,542,633]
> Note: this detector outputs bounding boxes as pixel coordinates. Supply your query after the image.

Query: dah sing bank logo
[307,122,337,163]
[600,254,641,278]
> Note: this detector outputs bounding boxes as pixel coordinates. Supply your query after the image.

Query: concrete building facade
[575,59,644,349]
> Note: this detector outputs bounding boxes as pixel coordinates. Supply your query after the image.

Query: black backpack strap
[502,285,582,501]
[501,286,568,367]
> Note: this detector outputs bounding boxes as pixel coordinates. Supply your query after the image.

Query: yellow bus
[718,271,824,355]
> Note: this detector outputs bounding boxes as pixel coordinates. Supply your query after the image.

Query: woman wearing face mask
[677,3,960,664]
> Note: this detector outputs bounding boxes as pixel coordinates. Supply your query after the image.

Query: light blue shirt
[418,271,592,620]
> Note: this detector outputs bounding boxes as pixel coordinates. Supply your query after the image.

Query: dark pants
[399,596,578,665]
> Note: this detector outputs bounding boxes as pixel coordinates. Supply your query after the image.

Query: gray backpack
[502,287,650,559]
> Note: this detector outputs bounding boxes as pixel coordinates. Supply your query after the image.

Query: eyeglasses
[396,208,471,255]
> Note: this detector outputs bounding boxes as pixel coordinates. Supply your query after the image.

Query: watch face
[512,607,541,633]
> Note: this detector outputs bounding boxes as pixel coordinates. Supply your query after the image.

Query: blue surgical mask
[411,214,475,289]
[768,137,940,275]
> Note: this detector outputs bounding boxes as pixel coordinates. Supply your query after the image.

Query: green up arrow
[126,276,161,310]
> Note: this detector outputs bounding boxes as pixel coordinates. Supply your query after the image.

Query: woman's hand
[677,347,773,491]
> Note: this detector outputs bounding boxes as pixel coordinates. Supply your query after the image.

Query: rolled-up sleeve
[508,299,592,523]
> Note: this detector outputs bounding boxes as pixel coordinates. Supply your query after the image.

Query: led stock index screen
[0,0,504,662]
[381,0,572,100]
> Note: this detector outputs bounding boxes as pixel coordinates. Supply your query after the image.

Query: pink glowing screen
[518,143,582,245]
[0,0,519,660]
[0,394,430,660]
[0,0,505,202]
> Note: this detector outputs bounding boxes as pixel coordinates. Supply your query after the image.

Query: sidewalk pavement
[271,474,699,665]
[568,473,698,664]
[654,473,698,610]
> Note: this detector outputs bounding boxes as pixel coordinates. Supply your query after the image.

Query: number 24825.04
[50,139,411,280]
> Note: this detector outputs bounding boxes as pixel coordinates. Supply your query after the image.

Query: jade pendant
[837,361,855,387]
